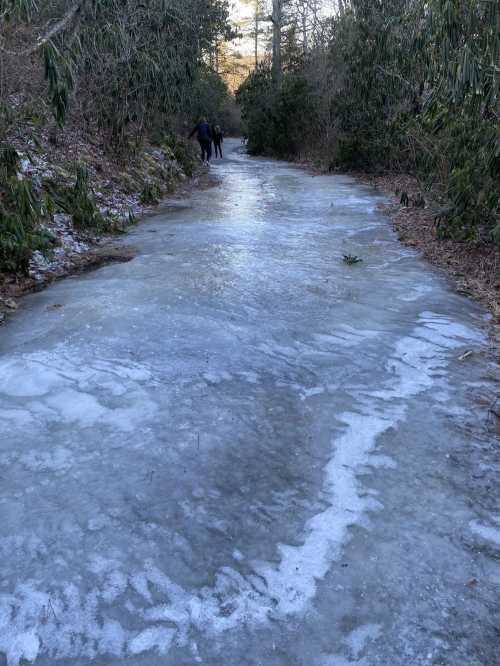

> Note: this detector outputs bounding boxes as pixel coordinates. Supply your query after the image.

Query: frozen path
[0,140,499,665]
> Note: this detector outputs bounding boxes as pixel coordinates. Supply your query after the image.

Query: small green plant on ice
[0,143,57,275]
[343,254,363,265]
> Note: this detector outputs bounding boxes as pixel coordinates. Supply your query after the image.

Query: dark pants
[214,141,223,158]
[199,139,212,162]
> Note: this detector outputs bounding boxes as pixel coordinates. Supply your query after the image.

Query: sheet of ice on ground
[0,140,498,666]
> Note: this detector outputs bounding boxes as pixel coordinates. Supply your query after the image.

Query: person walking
[212,125,224,159]
[189,117,212,165]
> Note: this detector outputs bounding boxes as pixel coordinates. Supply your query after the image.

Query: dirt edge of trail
[354,173,500,327]
[295,156,499,330]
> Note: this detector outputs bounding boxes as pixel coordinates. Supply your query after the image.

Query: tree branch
[0,1,87,57]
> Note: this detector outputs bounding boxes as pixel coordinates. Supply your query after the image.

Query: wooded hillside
[0,0,237,280]
[1,0,236,141]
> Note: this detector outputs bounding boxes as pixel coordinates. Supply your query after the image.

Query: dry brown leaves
[358,173,500,324]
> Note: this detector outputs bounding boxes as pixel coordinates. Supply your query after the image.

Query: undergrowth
[163,135,196,178]
[50,164,105,230]
[0,144,56,275]
[0,131,192,277]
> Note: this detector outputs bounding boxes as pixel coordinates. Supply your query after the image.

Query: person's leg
[198,140,205,162]
[201,140,208,163]
[206,140,212,163]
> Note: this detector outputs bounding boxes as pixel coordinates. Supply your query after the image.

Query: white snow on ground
[345,624,382,659]
[469,520,500,547]
[252,316,481,617]
[0,351,157,435]
[128,627,175,655]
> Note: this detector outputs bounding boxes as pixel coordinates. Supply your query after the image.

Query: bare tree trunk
[272,0,283,88]
[254,1,259,68]
[302,10,308,53]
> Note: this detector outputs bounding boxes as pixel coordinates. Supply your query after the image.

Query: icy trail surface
[0,141,499,665]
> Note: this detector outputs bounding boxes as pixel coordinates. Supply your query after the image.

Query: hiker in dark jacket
[212,125,224,158]
[189,117,212,164]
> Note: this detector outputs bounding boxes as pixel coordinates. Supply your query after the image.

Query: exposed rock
[4,298,18,310]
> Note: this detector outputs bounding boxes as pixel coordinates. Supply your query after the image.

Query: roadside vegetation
[0,0,238,276]
[237,0,499,248]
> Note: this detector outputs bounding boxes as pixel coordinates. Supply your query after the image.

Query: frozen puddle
[0,141,498,665]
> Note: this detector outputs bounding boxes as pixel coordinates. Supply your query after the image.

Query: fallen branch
[0,1,86,57]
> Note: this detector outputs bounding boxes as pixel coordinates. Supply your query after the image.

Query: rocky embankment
[0,126,198,325]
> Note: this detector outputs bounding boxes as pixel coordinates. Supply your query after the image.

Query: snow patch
[128,626,175,655]
[300,386,325,400]
[0,631,40,666]
[469,520,500,547]
[19,446,73,473]
[345,623,382,658]
[0,358,62,397]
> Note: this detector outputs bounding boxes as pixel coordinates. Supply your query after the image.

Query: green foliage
[127,209,138,226]
[53,165,105,230]
[73,0,236,146]
[140,182,162,205]
[343,254,363,265]
[163,135,196,178]
[238,0,500,245]
[2,0,38,22]
[236,65,274,155]
[423,0,499,113]
[334,132,376,172]
[71,165,105,229]
[0,143,20,179]
[189,68,236,132]
[437,118,499,241]
[43,42,74,128]
[5,1,237,146]
[237,65,310,158]
[0,144,56,275]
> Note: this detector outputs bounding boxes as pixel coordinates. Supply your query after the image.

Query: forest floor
[356,173,499,325]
